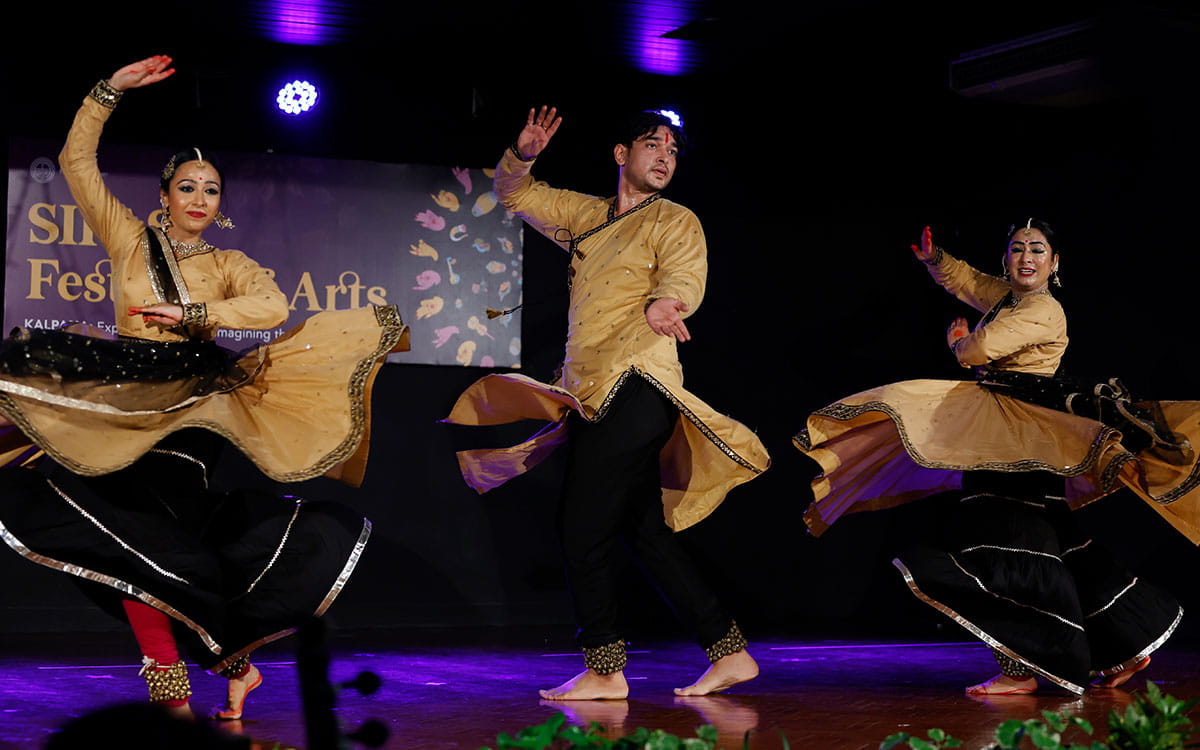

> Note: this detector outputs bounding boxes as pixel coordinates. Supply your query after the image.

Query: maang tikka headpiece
[161,148,206,183]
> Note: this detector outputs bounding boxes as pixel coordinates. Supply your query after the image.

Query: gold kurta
[795,249,1200,543]
[0,97,409,484]
[444,149,770,531]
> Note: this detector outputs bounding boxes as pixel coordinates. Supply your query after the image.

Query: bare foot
[965,673,1037,695]
[539,669,629,700]
[1092,656,1151,689]
[213,664,263,720]
[674,650,759,696]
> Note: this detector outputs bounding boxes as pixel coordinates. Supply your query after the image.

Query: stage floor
[2,628,1198,749]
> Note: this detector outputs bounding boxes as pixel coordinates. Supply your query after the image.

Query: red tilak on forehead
[664,129,673,147]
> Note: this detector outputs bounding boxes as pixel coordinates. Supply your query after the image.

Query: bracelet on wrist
[181,302,207,327]
[88,79,124,109]
[921,245,945,266]
[509,143,536,162]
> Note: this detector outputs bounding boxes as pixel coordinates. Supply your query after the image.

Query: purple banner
[5,137,523,367]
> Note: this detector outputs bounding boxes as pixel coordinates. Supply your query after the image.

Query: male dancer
[444,106,769,699]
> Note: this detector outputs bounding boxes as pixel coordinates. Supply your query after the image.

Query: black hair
[1005,217,1058,255]
[160,148,226,193]
[615,111,688,155]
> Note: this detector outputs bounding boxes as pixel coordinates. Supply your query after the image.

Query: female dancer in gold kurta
[0,56,407,718]
[796,221,1193,694]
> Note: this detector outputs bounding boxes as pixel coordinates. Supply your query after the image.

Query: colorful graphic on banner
[5,138,523,367]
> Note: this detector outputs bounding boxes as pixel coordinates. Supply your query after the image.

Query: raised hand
[646,297,692,342]
[109,55,176,92]
[911,225,936,262]
[946,316,970,349]
[515,106,563,160]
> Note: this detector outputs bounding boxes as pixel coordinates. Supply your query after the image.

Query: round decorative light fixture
[276,80,319,115]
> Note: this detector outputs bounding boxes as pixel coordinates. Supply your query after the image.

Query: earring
[159,202,173,230]
[1052,268,1062,287]
[214,211,235,230]
[1000,259,1009,279]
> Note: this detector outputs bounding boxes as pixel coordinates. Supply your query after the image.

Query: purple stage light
[277,79,320,115]
[253,0,349,45]
[619,1,702,76]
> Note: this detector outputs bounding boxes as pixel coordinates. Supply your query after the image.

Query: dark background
[3,1,1198,645]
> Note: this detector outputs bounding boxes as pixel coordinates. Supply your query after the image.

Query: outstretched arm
[59,55,176,264]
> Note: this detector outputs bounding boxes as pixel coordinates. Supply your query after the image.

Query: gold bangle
[88,79,124,109]
[181,302,207,327]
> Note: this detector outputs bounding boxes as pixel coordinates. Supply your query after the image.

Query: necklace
[166,235,214,259]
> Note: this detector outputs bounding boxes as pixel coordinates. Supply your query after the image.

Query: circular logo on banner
[29,157,56,184]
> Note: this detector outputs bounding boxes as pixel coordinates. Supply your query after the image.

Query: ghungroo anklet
[140,658,192,704]
[583,640,627,675]
[705,621,748,663]
[994,650,1033,679]
[218,654,251,680]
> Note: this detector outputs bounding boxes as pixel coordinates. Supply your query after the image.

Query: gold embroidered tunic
[795,249,1200,543]
[444,149,770,531]
[0,96,408,484]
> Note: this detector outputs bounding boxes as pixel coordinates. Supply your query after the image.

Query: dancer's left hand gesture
[130,303,184,326]
[946,317,969,349]
[109,55,176,92]
[646,297,692,342]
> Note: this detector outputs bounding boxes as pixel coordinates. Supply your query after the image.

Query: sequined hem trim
[0,309,406,482]
[1061,540,1092,556]
[1085,578,1137,619]
[314,518,371,617]
[583,640,627,675]
[0,343,268,420]
[803,399,1123,484]
[0,519,222,654]
[44,478,190,584]
[961,543,1064,563]
[208,517,371,675]
[1090,607,1183,678]
[373,304,405,329]
[595,367,762,475]
[893,558,1084,694]
[148,449,209,489]
[244,497,303,594]
[246,311,406,483]
[1155,453,1200,504]
[947,552,1084,632]
[705,621,748,663]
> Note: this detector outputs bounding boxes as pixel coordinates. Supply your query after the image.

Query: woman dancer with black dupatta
[795,220,1196,695]
[0,56,408,718]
